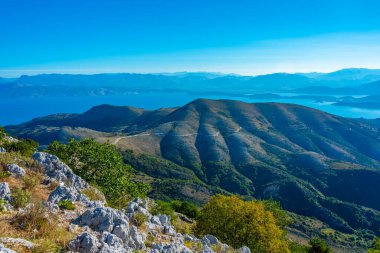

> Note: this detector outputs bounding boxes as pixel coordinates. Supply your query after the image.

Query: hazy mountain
[0,77,16,83]
[3,68,380,98]
[316,68,380,83]
[7,99,380,235]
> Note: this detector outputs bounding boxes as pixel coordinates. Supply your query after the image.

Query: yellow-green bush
[195,195,290,253]
[11,188,31,208]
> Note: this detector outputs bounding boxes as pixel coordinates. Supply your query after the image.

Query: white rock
[0,243,17,253]
[202,234,219,246]
[33,152,89,190]
[0,183,11,202]
[128,226,145,250]
[6,164,25,178]
[68,232,101,253]
[237,246,251,253]
[0,238,34,250]
[74,207,129,233]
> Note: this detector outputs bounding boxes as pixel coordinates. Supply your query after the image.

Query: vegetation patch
[132,213,147,227]
[47,138,150,208]
[2,138,38,157]
[57,200,76,211]
[195,195,290,253]
[11,188,32,209]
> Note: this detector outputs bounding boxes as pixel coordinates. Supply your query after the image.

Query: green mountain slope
[6,99,380,235]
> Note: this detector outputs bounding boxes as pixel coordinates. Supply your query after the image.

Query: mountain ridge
[6,99,380,235]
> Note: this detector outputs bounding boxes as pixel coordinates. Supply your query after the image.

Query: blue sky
[1,0,380,76]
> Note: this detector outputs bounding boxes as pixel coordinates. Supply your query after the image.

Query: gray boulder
[184,234,199,242]
[32,152,88,190]
[0,147,6,153]
[127,225,145,250]
[237,246,251,253]
[0,238,34,250]
[0,183,11,202]
[148,214,176,235]
[201,244,216,253]
[48,185,82,204]
[161,243,192,253]
[126,198,151,219]
[6,164,25,178]
[0,243,17,253]
[68,232,101,253]
[74,207,129,233]
[202,234,219,246]
[99,232,127,253]
[111,222,130,242]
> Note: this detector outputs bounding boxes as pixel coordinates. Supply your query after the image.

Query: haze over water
[2,92,380,126]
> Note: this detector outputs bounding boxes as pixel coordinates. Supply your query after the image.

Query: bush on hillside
[151,200,176,220]
[0,199,6,212]
[23,174,40,191]
[289,242,309,253]
[132,213,147,227]
[151,199,200,220]
[3,138,38,157]
[47,138,150,208]
[11,188,32,209]
[263,200,291,229]
[0,126,4,139]
[308,237,332,253]
[195,195,290,253]
[57,200,76,210]
[369,237,380,253]
[170,200,199,219]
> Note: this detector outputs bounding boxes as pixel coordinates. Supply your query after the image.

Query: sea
[2,92,380,125]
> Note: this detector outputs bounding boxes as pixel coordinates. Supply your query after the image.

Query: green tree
[195,195,290,253]
[3,138,38,157]
[308,237,331,253]
[369,237,380,253]
[48,138,150,208]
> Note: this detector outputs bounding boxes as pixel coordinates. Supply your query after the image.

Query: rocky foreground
[0,145,250,253]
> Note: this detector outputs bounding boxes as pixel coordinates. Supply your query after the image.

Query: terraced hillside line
[112,126,242,145]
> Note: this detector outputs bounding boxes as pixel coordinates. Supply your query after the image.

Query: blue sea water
[1,92,380,125]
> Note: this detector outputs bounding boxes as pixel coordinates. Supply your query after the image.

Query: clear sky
[1,0,380,77]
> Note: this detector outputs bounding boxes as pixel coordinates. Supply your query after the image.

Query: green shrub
[48,139,150,208]
[23,174,40,191]
[369,237,380,253]
[0,170,11,179]
[308,237,331,253]
[151,200,176,219]
[170,200,199,219]
[57,200,75,210]
[133,213,147,227]
[80,187,105,202]
[32,240,61,253]
[195,195,290,253]
[11,188,32,208]
[3,138,38,157]
[0,199,6,212]
[289,242,309,253]
[13,201,49,231]
[151,200,199,220]
[0,126,4,140]
[263,200,291,229]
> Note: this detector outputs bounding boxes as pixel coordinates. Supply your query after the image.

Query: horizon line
[1,67,379,79]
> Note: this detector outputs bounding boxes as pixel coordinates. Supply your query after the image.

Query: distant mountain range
[6,99,380,236]
[1,68,380,99]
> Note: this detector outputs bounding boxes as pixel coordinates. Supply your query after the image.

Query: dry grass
[80,187,105,202]
[0,151,74,252]
[6,201,75,252]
